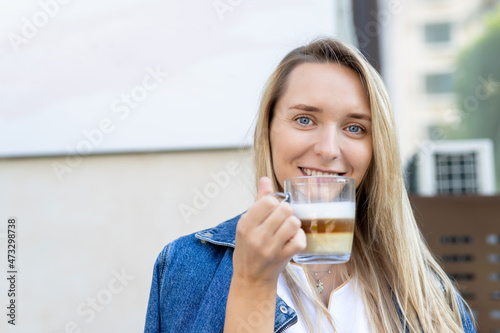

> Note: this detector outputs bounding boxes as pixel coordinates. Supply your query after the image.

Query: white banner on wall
[0,0,342,157]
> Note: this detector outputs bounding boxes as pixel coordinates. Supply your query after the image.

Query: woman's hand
[232,176,306,285]
[224,177,306,333]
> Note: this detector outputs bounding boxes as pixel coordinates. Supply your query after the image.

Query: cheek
[271,129,289,162]
[269,125,283,167]
[272,127,308,160]
[346,140,373,174]
[270,125,306,179]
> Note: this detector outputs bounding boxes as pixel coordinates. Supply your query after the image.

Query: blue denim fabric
[458,296,476,333]
[144,214,476,333]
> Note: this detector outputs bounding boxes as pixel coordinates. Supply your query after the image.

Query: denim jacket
[144,214,476,333]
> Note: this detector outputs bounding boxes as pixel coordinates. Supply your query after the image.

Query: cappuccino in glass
[293,202,355,263]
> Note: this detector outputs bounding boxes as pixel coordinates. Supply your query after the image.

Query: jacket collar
[194,213,242,248]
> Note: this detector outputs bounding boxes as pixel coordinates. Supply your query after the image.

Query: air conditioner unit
[405,139,495,195]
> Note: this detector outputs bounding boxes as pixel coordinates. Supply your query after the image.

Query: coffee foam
[292,202,355,219]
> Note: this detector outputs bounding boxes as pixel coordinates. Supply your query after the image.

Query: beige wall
[0,149,254,332]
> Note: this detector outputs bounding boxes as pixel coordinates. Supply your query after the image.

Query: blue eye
[297,117,312,125]
[348,125,363,133]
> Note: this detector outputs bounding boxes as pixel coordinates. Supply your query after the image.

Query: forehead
[278,62,370,113]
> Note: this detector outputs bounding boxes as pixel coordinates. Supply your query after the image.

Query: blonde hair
[253,38,472,332]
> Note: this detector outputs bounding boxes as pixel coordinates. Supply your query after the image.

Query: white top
[277,264,372,333]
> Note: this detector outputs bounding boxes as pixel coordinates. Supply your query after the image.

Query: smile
[300,167,343,176]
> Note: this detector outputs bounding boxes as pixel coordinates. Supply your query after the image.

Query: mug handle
[265,192,290,203]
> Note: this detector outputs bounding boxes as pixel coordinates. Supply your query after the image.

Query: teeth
[301,168,339,176]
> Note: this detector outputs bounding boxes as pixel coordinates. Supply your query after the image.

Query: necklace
[307,264,335,294]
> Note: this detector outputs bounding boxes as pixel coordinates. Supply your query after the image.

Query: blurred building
[379,2,500,331]
[405,138,496,195]
[382,0,500,162]
[410,195,500,332]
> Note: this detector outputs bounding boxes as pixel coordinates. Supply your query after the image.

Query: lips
[299,167,344,176]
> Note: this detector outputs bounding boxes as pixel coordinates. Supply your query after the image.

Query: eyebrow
[289,104,371,122]
[346,112,371,122]
[289,104,321,112]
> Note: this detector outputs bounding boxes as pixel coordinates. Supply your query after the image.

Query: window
[424,22,452,44]
[435,152,479,194]
[425,72,454,94]
[407,139,496,196]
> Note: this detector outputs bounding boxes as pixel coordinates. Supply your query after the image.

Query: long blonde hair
[253,37,472,332]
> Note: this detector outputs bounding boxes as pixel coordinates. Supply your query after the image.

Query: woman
[145,38,475,332]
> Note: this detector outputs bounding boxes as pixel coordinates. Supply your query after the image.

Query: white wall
[0,0,338,157]
[0,149,254,332]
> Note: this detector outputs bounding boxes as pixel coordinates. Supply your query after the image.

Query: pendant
[316,281,324,294]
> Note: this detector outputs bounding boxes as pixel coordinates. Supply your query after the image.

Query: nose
[312,126,341,161]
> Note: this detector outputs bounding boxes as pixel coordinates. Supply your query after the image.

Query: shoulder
[146,214,243,332]
[171,212,240,251]
[153,213,242,280]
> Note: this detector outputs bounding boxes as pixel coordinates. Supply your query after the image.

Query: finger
[263,214,300,259]
[273,214,301,243]
[241,195,280,229]
[255,177,274,202]
[259,201,294,236]
[238,177,277,231]
[279,228,306,262]
[270,214,302,257]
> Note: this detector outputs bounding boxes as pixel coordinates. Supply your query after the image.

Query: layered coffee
[293,202,355,257]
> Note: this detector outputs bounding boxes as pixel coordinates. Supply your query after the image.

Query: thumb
[255,177,275,202]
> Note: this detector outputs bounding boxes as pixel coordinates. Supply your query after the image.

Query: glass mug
[270,176,356,265]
